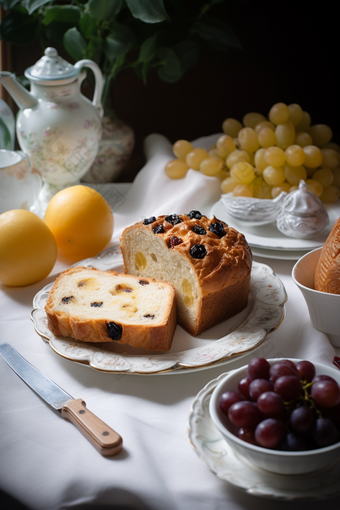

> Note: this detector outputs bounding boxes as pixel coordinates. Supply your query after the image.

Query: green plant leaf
[195,18,242,50]
[63,27,87,61]
[43,6,81,26]
[20,0,51,15]
[0,1,20,10]
[157,47,182,82]
[104,22,135,60]
[110,54,126,77]
[138,34,158,63]
[45,20,75,47]
[125,0,170,23]
[85,36,103,63]
[87,0,123,21]
[0,7,39,45]
[79,12,98,39]
[172,40,199,73]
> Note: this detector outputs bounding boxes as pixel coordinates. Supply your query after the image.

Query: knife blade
[0,343,122,456]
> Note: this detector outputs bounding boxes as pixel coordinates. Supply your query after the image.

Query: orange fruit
[0,209,57,286]
[44,185,114,260]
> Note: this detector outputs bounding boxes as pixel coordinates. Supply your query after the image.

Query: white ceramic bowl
[220,191,286,226]
[292,247,340,348]
[209,358,340,475]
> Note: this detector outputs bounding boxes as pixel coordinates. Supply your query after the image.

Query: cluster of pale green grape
[165,103,340,203]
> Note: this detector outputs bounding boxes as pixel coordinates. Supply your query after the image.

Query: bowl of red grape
[209,357,340,475]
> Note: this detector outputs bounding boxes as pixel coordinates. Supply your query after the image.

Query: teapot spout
[0,72,38,110]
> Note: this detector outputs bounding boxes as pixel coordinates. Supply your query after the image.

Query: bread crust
[45,267,177,351]
[121,215,252,296]
[315,218,340,294]
[192,275,251,336]
[120,213,252,335]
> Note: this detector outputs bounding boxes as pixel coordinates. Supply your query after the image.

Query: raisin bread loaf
[315,217,340,294]
[120,211,252,336]
[45,267,177,351]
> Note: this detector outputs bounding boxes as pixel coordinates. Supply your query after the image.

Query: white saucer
[251,247,309,261]
[188,373,340,500]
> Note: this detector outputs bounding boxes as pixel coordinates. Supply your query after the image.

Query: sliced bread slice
[45,266,177,351]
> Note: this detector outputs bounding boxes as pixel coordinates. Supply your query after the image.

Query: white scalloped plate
[188,373,340,500]
[31,246,287,375]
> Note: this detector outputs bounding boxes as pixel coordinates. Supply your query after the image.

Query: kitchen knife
[0,343,122,456]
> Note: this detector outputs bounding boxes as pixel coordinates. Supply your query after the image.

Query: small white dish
[0,149,42,214]
[211,198,339,251]
[292,247,340,347]
[220,191,286,226]
[31,246,287,375]
[188,372,340,500]
[209,359,340,475]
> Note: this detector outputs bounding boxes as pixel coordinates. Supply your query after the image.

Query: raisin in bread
[315,217,340,294]
[120,211,252,336]
[45,267,177,351]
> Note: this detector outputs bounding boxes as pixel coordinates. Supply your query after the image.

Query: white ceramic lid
[25,47,79,82]
[282,180,324,215]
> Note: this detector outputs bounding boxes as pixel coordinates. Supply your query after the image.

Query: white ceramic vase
[81,117,134,183]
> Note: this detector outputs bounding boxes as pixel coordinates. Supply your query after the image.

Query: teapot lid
[25,47,79,82]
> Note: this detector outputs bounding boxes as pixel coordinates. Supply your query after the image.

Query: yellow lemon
[0,209,57,287]
[44,185,114,260]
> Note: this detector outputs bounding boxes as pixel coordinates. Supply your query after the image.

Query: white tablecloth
[1,135,340,510]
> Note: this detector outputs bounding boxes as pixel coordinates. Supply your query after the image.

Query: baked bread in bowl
[315,217,340,294]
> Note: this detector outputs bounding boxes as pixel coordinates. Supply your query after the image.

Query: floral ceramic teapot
[0,47,103,198]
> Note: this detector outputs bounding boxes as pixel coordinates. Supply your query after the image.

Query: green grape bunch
[165,102,340,204]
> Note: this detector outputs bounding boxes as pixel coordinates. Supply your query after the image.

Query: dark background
[7,0,340,182]
[1,3,340,509]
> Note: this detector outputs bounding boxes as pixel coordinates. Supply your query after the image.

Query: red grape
[312,417,339,448]
[311,380,340,408]
[247,357,270,381]
[296,360,315,382]
[274,375,302,401]
[219,391,245,415]
[269,362,299,382]
[222,357,340,452]
[290,405,315,433]
[255,418,286,449]
[257,391,286,419]
[237,427,257,445]
[280,360,298,370]
[249,378,274,401]
[312,374,338,384]
[238,376,251,399]
[281,432,308,451]
[228,401,263,428]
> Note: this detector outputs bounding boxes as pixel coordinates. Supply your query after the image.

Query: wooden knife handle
[61,399,123,456]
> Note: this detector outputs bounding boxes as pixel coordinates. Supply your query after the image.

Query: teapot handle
[74,60,104,118]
